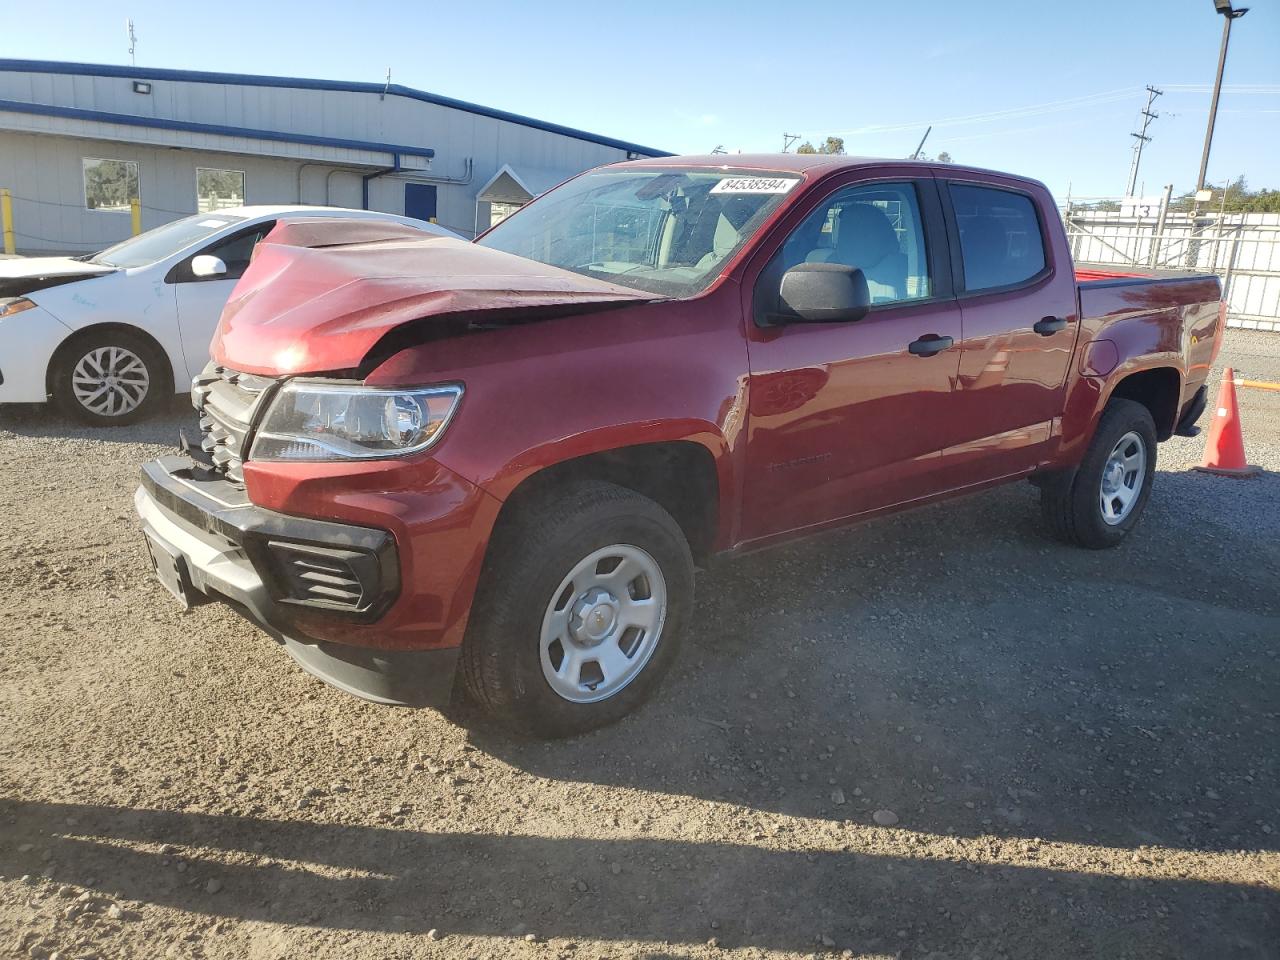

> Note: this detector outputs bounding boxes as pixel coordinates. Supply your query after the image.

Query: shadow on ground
[471,475,1279,857]
[5,798,1276,958]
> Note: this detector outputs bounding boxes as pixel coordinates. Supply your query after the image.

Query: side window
[950,184,1046,292]
[759,182,932,319]
[199,223,274,281]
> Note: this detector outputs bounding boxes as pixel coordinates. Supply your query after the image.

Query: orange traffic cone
[1195,368,1260,477]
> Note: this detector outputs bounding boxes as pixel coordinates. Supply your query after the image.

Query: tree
[83,159,138,211]
[1169,176,1280,214]
[197,168,243,200]
[936,151,953,164]
[795,137,845,155]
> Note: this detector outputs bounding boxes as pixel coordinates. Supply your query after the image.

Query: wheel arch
[1104,365,1182,441]
[46,322,180,398]
[486,439,725,566]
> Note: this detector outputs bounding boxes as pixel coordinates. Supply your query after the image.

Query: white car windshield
[90,214,247,268]
[477,168,801,297]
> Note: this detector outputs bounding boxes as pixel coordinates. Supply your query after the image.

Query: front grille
[191,364,275,484]
[266,540,376,612]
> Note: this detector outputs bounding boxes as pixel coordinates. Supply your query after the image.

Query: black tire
[51,329,170,426]
[459,480,694,738]
[1040,398,1158,549]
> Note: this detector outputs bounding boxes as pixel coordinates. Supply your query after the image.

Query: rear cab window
[949,183,1047,292]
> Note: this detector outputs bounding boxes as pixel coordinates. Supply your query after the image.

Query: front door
[172,222,273,377]
[740,177,964,543]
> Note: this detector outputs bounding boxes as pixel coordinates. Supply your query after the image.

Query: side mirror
[190,255,228,279]
[777,263,870,323]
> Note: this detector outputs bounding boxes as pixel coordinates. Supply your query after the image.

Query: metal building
[0,59,667,253]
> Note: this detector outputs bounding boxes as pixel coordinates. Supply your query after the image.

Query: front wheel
[1040,398,1157,549]
[51,330,169,426]
[459,480,694,738]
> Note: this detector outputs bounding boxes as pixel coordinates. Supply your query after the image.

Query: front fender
[365,296,748,547]
[31,268,186,391]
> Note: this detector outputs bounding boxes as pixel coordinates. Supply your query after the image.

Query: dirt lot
[1,331,1278,960]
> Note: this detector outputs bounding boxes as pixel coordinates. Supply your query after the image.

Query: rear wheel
[51,330,169,426]
[460,480,694,738]
[1040,398,1157,549]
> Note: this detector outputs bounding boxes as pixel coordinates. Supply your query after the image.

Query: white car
[0,206,457,425]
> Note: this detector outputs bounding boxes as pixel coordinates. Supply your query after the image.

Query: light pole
[1196,0,1248,193]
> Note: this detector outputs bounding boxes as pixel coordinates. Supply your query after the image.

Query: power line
[1125,85,1162,197]
[829,83,1278,140]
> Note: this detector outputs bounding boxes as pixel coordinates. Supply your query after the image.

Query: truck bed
[1075,264,1222,324]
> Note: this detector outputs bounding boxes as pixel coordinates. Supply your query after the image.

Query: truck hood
[212,220,662,376]
[0,256,115,298]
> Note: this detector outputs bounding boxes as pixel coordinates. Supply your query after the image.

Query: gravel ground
[1,331,1278,960]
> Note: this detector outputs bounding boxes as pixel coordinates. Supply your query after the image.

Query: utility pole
[126,18,137,66]
[1125,86,1162,197]
[1197,1,1249,192]
[911,126,932,160]
[781,133,800,153]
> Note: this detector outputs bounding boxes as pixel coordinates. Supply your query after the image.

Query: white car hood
[0,256,115,279]
[0,256,117,299]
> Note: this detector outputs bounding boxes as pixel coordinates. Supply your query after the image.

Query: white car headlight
[250,380,463,462]
[0,297,36,318]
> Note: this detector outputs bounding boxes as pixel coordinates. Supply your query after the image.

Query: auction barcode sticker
[710,177,799,195]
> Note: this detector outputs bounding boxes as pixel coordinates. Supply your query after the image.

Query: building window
[83,158,139,212]
[196,168,246,213]
[490,201,523,228]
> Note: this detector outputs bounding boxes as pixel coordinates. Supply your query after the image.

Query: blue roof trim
[0,97,434,159]
[0,59,672,158]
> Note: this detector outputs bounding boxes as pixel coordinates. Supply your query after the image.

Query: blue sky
[11,0,1280,200]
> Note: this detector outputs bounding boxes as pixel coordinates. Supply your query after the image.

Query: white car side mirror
[190,255,228,279]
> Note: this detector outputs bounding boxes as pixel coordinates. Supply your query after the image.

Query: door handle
[1033,316,1068,336]
[908,334,954,357]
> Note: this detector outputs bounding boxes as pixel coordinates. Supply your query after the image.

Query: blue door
[405,183,438,222]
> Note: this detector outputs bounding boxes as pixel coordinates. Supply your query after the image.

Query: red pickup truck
[135,155,1224,737]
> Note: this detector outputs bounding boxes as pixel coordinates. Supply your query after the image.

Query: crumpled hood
[211,220,661,376]
[0,256,114,298]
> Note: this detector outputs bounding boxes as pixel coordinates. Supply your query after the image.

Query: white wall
[0,130,307,252]
[1,66,656,250]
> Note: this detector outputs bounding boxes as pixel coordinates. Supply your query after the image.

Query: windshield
[90,214,247,268]
[477,168,801,296]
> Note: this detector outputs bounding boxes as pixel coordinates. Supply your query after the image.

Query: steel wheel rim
[71,346,150,417]
[539,543,667,704]
[1099,430,1146,525]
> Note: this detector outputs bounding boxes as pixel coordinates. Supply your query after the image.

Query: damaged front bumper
[134,455,458,707]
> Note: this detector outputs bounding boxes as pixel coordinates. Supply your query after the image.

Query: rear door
[170,221,274,378]
[939,177,1079,484]
[739,174,965,542]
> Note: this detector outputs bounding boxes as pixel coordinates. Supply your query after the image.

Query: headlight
[0,297,36,318]
[250,381,463,462]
